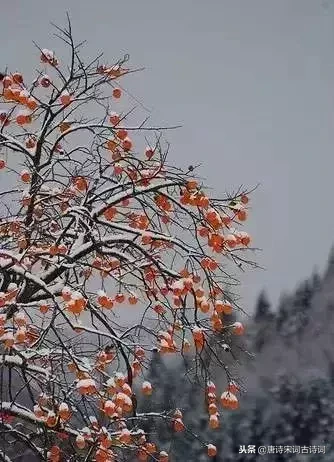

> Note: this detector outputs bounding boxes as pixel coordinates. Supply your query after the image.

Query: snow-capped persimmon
[73,176,88,191]
[26,97,38,110]
[40,74,52,87]
[207,444,217,457]
[19,90,29,105]
[173,409,183,419]
[225,234,237,248]
[75,435,86,449]
[106,139,118,152]
[186,180,198,190]
[109,112,120,125]
[161,214,170,224]
[3,88,13,101]
[103,206,117,221]
[61,287,72,301]
[141,233,152,245]
[113,164,123,175]
[173,418,185,432]
[14,312,26,327]
[40,49,50,63]
[60,91,72,106]
[33,405,44,419]
[39,304,49,314]
[15,328,26,344]
[198,226,209,237]
[116,128,128,140]
[59,120,71,132]
[228,380,240,394]
[2,76,12,88]
[122,137,133,151]
[66,299,83,315]
[0,160,6,170]
[240,194,249,204]
[112,88,122,99]
[198,195,210,208]
[207,392,218,406]
[221,213,231,226]
[115,372,126,387]
[195,287,205,298]
[208,259,218,271]
[209,413,219,429]
[104,297,114,309]
[16,111,32,125]
[25,136,36,149]
[237,209,247,221]
[199,299,210,313]
[97,291,108,306]
[11,87,21,101]
[233,321,245,335]
[18,237,27,249]
[214,300,224,314]
[134,346,145,360]
[208,403,218,415]
[220,391,239,410]
[128,294,138,305]
[159,451,169,462]
[115,293,125,304]
[103,400,116,417]
[206,381,216,394]
[192,327,204,349]
[58,244,67,255]
[58,402,71,421]
[77,378,98,395]
[20,170,31,183]
[46,411,57,428]
[141,381,152,396]
[240,232,251,246]
[49,245,59,256]
[119,428,132,445]
[153,303,166,315]
[215,299,232,315]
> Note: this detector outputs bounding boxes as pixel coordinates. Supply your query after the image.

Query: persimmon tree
[0,18,255,462]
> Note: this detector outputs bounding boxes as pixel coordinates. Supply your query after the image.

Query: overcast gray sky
[1,0,334,312]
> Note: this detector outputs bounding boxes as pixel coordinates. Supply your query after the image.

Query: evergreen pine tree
[254,290,272,322]
[276,294,290,334]
[324,244,334,279]
[253,290,274,352]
